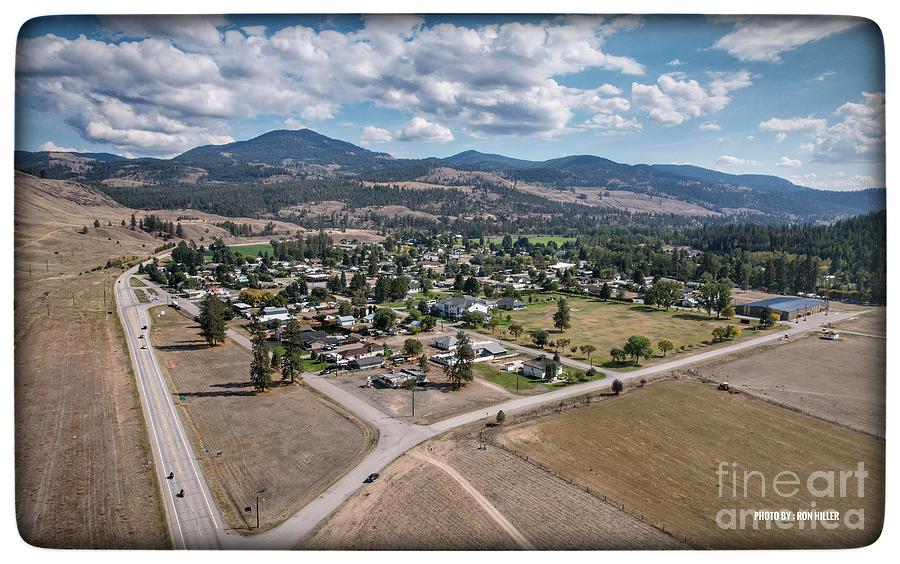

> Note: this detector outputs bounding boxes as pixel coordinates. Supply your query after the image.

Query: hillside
[15,129,885,223]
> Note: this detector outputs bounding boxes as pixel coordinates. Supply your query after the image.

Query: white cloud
[760,92,884,163]
[360,126,393,144]
[775,132,787,143]
[789,173,880,190]
[776,156,802,167]
[284,117,307,130]
[583,113,642,132]
[716,155,760,167]
[631,70,752,126]
[17,15,648,155]
[666,58,684,66]
[698,121,721,131]
[713,16,861,62]
[759,116,828,134]
[814,70,836,81]
[38,140,80,152]
[394,117,454,142]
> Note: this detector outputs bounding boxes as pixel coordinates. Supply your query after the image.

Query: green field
[487,235,575,246]
[487,294,755,368]
[204,242,275,261]
[473,362,594,393]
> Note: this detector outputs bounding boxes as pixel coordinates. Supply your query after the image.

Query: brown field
[832,308,886,336]
[496,380,885,549]
[328,364,512,424]
[306,431,684,550]
[694,333,885,437]
[732,288,867,313]
[14,172,169,548]
[148,307,375,532]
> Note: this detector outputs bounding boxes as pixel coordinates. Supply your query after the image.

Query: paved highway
[119,266,851,548]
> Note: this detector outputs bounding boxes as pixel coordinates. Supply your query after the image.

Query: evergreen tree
[198,294,227,346]
[280,318,304,383]
[249,323,273,392]
[445,331,475,390]
[553,297,571,332]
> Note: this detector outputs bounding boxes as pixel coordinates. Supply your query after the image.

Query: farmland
[487,294,758,368]
[305,431,685,549]
[487,234,576,246]
[148,306,375,532]
[496,380,885,549]
[694,331,885,437]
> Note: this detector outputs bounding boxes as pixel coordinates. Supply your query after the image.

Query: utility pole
[411,386,416,417]
[255,487,268,529]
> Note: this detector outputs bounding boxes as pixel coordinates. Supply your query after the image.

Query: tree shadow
[629,305,658,313]
[672,312,715,321]
[156,342,211,352]
[601,360,636,369]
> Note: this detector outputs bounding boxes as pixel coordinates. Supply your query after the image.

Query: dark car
[141,325,147,330]
[363,473,380,484]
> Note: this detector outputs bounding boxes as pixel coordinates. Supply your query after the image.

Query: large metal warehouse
[735,296,828,321]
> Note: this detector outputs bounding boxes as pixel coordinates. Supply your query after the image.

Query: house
[351,356,384,370]
[433,295,491,320]
[471,341,509,362]
[259,307,291,323]
[522,355,563,380]
[298,330,328,349]
[433,335,458,350]
[233,302,253,318]
[378,371,422,388]
[495,297,526,311]
[336,315,356,328]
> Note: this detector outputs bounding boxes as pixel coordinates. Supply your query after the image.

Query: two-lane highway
[115,267,235,549]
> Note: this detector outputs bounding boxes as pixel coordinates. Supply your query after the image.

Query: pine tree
[175,223,185,238]
[198,295,226,346]
[445,331,475,390]
[280,318,304,383]
[553,297,571,332]
[249,323,273,392]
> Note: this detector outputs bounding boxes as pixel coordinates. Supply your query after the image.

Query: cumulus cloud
[583,113,642,132]
[716,155,760,167]
[698,121,721,131]
[713,16,861,62]
[777,156,802,167]
[631,70,753,126]
[760,92,884,163]
[39,140,80,152]
[789,173,880,190]
[17,15,647,155]
[775,132,787,143]
[666,58,684,66]
[360,117,454,144]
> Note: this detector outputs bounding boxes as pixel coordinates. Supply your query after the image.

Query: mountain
[650,164,804,194]
[442,150,536,171]
[14,128,885,223]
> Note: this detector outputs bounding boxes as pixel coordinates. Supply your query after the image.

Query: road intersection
[116,263,847,548]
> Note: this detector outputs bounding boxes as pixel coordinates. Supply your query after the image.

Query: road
[117,267,847,548]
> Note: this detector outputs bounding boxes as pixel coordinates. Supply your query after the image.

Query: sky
[15,14,885,190]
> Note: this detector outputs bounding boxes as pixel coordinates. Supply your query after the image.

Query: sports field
[489,294,757,367]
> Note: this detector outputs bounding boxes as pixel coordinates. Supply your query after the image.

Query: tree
[403,338,423,357]
[623,335,654,365]
[198,295,226,346]
[649,279,681,311]
[657,339,674,357]
[508,323,524,341]
[175,223,185,238]
[722,304,736,318]
[130,214,137,231]
[93,219,100,228]
[531,329,550,348]
[711,327,727,342]
[462,311,483,328]
[80,225,89,234]
[611,378,624,394]
[418,354,431,375]
[759,306,776,328]
[462,276,481,295]
[372,308,396,330]
[280,318,304,383]
[488,312,501,334]
[556,338,570,351]
[445,331,475,390]
[270,347,283,371]
[579,344,597,365]
[553,297,571,332]
[496,410,506,425]
[249,323,273,392]
[599,282,611,301]
[698,278,733,318]
[609,347,626,363]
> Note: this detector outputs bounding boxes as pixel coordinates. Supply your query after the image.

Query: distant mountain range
[15,128,885,222]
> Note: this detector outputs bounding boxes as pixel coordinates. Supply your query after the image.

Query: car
[141,325,147,330]
[363,473,380,484]
[139,334,144,339]
[140,345,147,350]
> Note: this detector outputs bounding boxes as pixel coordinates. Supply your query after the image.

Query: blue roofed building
[735,297,828,321]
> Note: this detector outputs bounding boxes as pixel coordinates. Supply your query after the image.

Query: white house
[433,295,491,320]
[522,356,562,380]
[336,315,356,328]
[433,335,458,350]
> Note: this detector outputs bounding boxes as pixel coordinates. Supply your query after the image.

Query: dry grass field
[14,173,169,548]
[305,432,684,550]
[496,380,885,549]
[695,332,885,437]
[832,308,886,336]
[148,307,375,532]
[489,294,757,367]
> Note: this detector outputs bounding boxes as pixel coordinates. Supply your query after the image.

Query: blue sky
[15,14,884,190]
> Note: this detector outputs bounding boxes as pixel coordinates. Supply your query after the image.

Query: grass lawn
[473,362,598,393]
[488,294,756,367]
[129,277,146,287]
[487,235,575,246]
[204,242,275,261]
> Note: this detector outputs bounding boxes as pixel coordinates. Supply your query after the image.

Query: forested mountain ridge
[14,128,884,223]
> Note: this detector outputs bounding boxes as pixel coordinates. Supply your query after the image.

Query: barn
[735,296,828,321]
